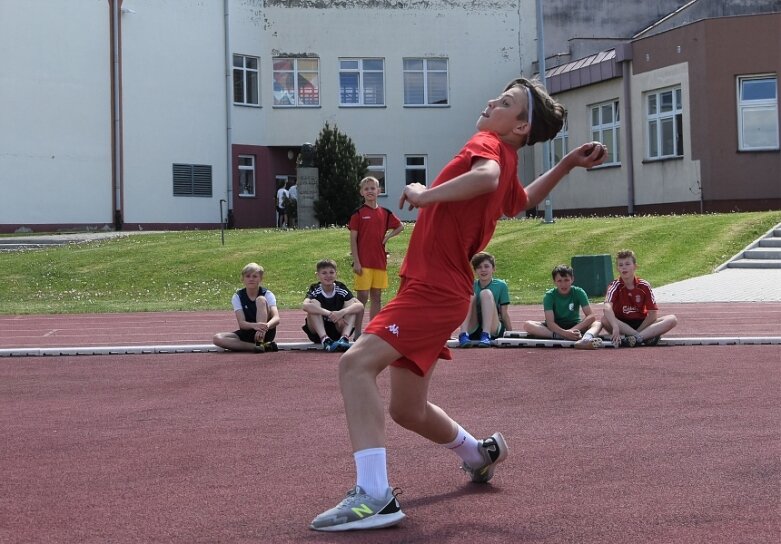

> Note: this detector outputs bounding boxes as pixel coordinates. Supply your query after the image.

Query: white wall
[539,79,630,211]
[119,0,228,224]
[630,63,701,206]
[229,1,538,220]
[0,0,113,226]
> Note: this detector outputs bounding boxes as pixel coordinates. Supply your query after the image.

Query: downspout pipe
[111,0,123,229]
[616,43,635,216]
[224,0,233,227]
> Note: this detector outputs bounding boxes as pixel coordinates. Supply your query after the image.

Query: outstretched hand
[399,182,428,210]
[567,142,609,169]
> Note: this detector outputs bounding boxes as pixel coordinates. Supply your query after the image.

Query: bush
[313,122,368,226]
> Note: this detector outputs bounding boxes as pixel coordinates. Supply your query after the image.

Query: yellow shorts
[354,268,389,291]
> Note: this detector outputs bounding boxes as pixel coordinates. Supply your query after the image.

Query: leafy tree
[313,122,368,226]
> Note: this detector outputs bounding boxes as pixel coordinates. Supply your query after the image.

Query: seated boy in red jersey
[310,77,609,532]
[602,249,678,347]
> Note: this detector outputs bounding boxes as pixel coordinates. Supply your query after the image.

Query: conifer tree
[313,122,368,226]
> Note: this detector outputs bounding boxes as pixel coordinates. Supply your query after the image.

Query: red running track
[0,303,779,543]
[2,302,780,348]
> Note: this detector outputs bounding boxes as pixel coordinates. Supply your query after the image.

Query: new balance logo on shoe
[386,324,399,337]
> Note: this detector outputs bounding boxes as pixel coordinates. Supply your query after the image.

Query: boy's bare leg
[338,334,403,450]
[523,320,554,338]
[306,313,328,341]
[477,290,500,335]
[388,363,458,444]
[212,333,256,352]
[354,290,369,339]
[638,315,678,340]
[368,288,382,321]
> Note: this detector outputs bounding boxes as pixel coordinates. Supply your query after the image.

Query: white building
[0,0,537,232]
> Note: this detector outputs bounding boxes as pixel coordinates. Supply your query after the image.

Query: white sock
[444,425,483,467]
[354,448,389,500]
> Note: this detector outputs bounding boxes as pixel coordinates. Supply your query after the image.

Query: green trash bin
[571,254,614,298]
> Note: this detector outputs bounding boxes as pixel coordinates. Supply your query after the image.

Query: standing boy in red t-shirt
[348,176,404,339]
[602,249,678,347]
[310,78,610,532]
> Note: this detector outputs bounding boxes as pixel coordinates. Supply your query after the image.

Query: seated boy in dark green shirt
[523,264,603,350]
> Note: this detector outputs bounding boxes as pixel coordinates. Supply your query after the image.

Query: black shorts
[302,319,353,343]
[619,318,645,330]
[235,327,276,344]
[276,206,286,214]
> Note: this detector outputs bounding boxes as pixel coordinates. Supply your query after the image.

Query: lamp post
[536,0,554,224]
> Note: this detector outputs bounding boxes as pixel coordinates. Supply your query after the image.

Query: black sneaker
[643,336,661,346]
[254,342,266,353]
[462,432,509,483]
[620,335,638,348]
[263,341,279,352]
[323,338,337,352]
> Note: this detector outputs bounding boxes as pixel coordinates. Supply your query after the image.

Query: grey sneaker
[462,432,508,483]
[310,485,405,532]
[620,335,638,348]
[643,335,661,346]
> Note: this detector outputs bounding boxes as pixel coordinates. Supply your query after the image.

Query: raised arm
[399,158,499,210]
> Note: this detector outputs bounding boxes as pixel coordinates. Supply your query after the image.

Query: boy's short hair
[316,258,338,272]
[359,176,380,188]
[616,250,637,264]
[470,252,496,270]
[504,77,566,146]
[242,262,264,277]
[551,264,573,279]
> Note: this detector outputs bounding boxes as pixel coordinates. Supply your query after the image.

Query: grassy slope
[1,212,778,314]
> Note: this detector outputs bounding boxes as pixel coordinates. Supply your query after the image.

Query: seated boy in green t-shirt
[457,252,513,348]
[523,264,603,350]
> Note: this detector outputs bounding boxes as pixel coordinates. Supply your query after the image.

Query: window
[366,155,387,194]
[173,164,212,197]
[646,87,683,159]
[272,57,320,107]
[738,75,779,151]
[405,156,427,185]
[238,155,255,197]
[591,100,620,165]
[403,58,448,106]
[233,54,259,106]
[340,58,385,106]
[549,120,568,166]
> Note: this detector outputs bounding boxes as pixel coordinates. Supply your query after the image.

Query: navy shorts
[236,327,276,344]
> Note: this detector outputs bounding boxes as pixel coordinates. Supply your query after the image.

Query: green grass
[1,212,779,315]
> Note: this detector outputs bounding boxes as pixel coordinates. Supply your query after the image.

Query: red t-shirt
[400,131,528,297]
[348,204,402,270]
[605,276,658,321]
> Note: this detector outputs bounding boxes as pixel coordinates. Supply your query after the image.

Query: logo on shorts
[386,324,399,337]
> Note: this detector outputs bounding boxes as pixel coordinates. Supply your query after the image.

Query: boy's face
[316,266,337,287]
[242,271,263,288]
[360,182,379,203]
[553,273,573,294]
[476,85,528,138]
[474,260,495,282]
[616,257,637,280]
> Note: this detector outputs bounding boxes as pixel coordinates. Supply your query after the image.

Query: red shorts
[364,278,470,376]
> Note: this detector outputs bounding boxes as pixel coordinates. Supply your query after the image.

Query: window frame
[590,100,620,166]
[737,74,779,151]
[645,86,683,160]
[232,54,260,106]
[404,155,428,186]
[272,57,320,108]
[549,119,569,166]
[365,155,388,195]
[237,155,256,197]
[402,58,449,107]
[339,58,385,107]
